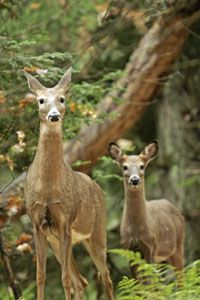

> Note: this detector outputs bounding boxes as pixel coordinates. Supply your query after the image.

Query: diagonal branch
[63,15,191,173]
[0,232,23,300]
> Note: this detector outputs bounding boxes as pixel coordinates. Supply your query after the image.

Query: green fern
[109,249,200,300]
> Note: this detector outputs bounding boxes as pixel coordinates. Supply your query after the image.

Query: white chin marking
[130,183,140,188]
[132,185,138,189]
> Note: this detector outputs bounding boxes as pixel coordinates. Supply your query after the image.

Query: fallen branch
[0,232,23,300]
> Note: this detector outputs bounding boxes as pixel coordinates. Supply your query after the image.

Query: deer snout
[47,109,61,122]
[129,175,140,186]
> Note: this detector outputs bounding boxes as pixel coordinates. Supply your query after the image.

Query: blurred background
[0,0,199,299]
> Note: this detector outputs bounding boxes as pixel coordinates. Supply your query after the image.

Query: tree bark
[63,15,190,173]
[156,47,200,262]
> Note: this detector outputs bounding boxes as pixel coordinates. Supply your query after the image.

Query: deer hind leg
[57,223,72,300]
[83,238,113,300]
[167,249,184,287]
[71,255,88,300]
[49,237,87,300]
[57,230,71,300]
[33,225,47,300]
[48,203,72,300]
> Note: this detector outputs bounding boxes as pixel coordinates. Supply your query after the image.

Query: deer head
[24,67,72,123]
[108,141,158,188]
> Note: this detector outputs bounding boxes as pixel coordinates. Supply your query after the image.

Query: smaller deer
[108,141,184,279]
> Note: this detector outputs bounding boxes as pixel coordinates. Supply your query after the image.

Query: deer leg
[130,242,153,283]
[129,244,141,281]
[49,236,87,300]
[168,251,184,287]
[169,248,184,271]
[83,239,113,300]
[58,222,72,300]
[48,203,72,299]
[33,226,47,300]
[71,254,88,300]
[129,261,140,280]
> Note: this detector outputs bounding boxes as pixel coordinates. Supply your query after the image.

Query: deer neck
[33,121,65,182]
[124,182,147,227]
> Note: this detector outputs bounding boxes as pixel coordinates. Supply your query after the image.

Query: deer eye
[60,96,65,103]
[140,164,144,170]
[123,165,128,171]
[39,98,45,104]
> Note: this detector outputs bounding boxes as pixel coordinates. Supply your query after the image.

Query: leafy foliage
[110,249,200,300]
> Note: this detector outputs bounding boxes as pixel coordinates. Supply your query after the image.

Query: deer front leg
[83,239,114,300]
[58,220,72,300]
[130,240,153,283]
[33,225,47,300]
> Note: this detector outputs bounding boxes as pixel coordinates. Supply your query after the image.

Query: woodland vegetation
[0,1,200,299]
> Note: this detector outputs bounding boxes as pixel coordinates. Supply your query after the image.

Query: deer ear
[55,67,72,92]
[108,142,123,161]
[140,141,158,163]
[24,71,45,94]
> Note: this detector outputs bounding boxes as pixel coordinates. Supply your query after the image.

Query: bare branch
[63,15,192,173]
[0,232,23,300]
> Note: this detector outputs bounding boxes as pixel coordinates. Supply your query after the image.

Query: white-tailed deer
[108,141,184,279]
[24,68,113,300]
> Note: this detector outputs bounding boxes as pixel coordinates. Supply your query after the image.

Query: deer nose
[48,114,60,122]
[48,110,61,122]
[129,175,140,186]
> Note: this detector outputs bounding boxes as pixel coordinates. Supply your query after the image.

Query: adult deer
[24,68,113,300]
[108,141,184,279]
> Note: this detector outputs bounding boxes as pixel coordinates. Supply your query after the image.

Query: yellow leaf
[30,2,41,10]
[0,154,6,164]
[5,155,14,171]
[23,66,38,73]
[0,90,5,104]
[69,101,77,113]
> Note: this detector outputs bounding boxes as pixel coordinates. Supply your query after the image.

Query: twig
[0,231,23,300]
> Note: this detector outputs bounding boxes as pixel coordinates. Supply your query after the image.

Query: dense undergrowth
[110,249,200,300]
[1,248,200,299]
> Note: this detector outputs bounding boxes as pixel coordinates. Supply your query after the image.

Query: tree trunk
[156,58,200,263]
[64,16,191,173]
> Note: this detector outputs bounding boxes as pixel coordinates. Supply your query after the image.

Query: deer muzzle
[48,114,60,122]
[47,109,61,122]
[129,175,140,187]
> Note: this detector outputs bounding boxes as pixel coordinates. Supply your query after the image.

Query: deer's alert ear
[140,141,158,163]
[24,71,45,95]
[108,142,123,161]
[55,67,72,93]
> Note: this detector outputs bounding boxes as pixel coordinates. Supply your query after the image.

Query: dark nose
[130,176,140,186]
[48,114,60,122]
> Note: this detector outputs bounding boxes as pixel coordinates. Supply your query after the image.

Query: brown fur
[24,69,113,300]
[108,141,184,280]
